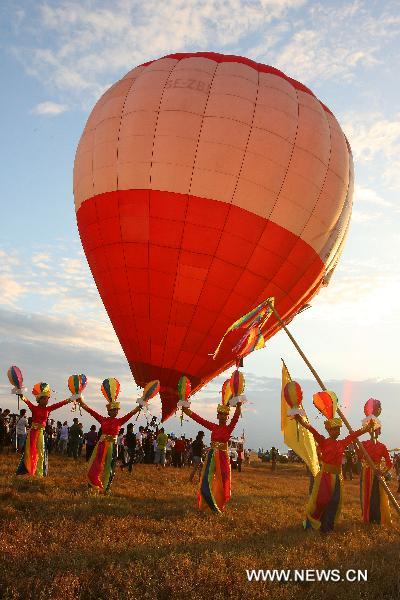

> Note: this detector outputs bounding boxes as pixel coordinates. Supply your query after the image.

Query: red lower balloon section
[77,189,325,420]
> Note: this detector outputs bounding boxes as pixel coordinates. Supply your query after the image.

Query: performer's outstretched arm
[20,396,35,411]
[227,404,242,434]
[119,406,141,425]
[342,425,370,446]
[182,407,214,431]
[79,400,104,424]
[48,398,74,412]
[294,415,324,444]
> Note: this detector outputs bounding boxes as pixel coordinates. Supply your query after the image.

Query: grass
[1,454,399,599]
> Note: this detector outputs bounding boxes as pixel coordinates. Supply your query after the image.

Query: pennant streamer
[212,297,274,359]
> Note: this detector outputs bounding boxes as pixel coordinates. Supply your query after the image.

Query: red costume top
[360,439,392,468]
[24,398,71,427]
[307,424,365,466]
[188,409,240,443]
[81,404,137,437]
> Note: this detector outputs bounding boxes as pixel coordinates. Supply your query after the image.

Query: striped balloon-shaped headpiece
[101,377,121,409]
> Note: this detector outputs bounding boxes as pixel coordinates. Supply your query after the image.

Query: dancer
[359,401,392,525]
[16,382,74,477]
[182,375,243,514]
[295,412,371,532]
[78,378,143,493]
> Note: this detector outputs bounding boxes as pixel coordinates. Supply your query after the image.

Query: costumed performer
[181,373,245,514]
[359,399,392,525]
[295,407,372,533]
[78,378,143,493]
[15,382,75,477]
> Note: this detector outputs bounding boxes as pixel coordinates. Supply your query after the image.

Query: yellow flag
[281,360,320,476]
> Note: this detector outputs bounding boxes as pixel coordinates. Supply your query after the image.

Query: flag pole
[268,300,400,518]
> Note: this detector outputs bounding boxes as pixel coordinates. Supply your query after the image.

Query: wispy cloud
[31,101,68,115]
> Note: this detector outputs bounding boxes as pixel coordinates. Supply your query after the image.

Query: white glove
[136,396,148,408]
[177,399,191,408]
[11,387,26,395]
[287,408,306,417]
[229,394,247,407]
[362,415,381,429]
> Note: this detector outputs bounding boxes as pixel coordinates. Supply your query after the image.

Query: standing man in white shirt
[59,421,69,455]
[16,409,28,452]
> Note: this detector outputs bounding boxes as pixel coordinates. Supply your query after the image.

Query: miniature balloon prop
[7,365,25,395]
[176,375,191,425]
[74,52,354,421]
[176,375,191,408]
[313,390,338,419]
[229,370,246,406]
[362,397,382,430]
[221,379,232,407]
[68,374,87,413]
[7,365,26,410]
[137,380,160,407]
[284,381,306,417]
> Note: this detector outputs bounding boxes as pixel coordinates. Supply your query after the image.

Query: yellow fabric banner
[281,360,320,477]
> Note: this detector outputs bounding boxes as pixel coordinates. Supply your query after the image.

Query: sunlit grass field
[1,454,399,599]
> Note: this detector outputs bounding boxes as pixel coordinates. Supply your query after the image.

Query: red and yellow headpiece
[32,382,51,399]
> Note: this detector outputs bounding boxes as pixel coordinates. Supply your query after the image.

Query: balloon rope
[268,300,400,520]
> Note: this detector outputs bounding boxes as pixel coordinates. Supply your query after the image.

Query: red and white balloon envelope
[74,52,354,421]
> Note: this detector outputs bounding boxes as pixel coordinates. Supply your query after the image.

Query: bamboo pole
[268,300,400,518]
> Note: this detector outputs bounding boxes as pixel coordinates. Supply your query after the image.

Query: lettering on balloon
[165,78,211,94]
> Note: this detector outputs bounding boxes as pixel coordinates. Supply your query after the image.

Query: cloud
[342,112,400,163]
[272,1,400,84]
[31,101,69,115]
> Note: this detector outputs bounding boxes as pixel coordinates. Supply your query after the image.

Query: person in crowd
[0,409,11,453]
[117,428,127,466]
[154,427,168,469]
[84,425,98,462]
[135,426,145,463]
[237,443,244,473]
[59,421,69,455]
[173,435,186,468]
[270,447,278,471]
[121,423,136,473]
[189,431,205,482]
[166,436,175,466]
[69,418,81,459]
[16,409,28,452]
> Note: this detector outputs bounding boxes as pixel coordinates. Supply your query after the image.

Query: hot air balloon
[74,52,353,420]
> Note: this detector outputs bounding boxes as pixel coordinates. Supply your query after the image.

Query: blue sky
[1,0,400,449]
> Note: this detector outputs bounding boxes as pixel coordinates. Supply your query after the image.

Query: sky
[0,0,399,450]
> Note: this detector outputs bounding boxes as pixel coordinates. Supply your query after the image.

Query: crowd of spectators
[0,408,250,475]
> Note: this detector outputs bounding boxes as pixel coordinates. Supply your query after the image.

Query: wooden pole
[268,300,400,518]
